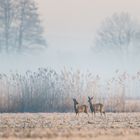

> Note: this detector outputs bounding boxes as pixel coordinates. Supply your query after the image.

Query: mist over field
[0,0,140,76]
[0,0,140,106]
[0,48,140,78]
[0,1,140,140]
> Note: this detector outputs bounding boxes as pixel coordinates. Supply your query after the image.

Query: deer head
[88,96,94,102]
[73,98,79,105]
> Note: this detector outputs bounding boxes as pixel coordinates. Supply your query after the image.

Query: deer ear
[88,96,90,99]
[91,96,94,100]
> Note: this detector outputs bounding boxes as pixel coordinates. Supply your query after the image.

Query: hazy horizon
[0,0,140,78]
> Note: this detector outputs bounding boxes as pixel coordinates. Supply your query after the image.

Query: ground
[0,113,140,140]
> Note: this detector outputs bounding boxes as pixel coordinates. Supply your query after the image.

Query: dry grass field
[0,113,140,140]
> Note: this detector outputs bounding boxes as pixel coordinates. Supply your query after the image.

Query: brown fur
[88,96,105,117]
[73,98,89,117]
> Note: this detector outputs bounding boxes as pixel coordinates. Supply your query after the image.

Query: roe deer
[73,98,89,117]
[88,96,105,118]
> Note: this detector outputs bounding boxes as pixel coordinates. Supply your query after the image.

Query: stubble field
[0,113,140,140]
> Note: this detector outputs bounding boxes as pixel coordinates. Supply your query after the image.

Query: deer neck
[89,101,92,106]
[89,101,93,110]
[74,103,78,111]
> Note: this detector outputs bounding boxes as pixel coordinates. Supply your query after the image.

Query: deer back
[77,104,88,113]
[93,103,104,112]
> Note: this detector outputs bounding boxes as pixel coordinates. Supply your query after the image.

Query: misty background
[0,0,139,76]
[0,0,140,112]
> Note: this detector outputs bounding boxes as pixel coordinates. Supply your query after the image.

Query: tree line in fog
[0,0,46,53]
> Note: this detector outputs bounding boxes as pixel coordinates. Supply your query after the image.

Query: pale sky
[36,0,140,51]
[0,0,140,76]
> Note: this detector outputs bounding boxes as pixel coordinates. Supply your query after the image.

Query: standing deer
[73,98,89,117]
[88,96,105,118]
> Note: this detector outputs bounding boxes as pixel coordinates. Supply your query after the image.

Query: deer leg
[103,112,106,117]
[92,112,95,119]
[92,112,96,120]
[78,113,79,117]
[94,112,96,118]
[75,113,78,118]
[84,110,89,117]
[92,112,94,119]
[86,112,89,117]
[100,112,102,116]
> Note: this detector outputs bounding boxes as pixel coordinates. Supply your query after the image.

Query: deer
[88,96,105,118]
[72,98,89,117]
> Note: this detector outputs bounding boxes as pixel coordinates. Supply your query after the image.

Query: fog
[0,0,140,78]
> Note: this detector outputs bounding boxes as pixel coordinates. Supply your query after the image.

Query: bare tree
[16,0,46,52]
[0,0,16,52]
[0,0,46,53]
[94,12,140,66]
